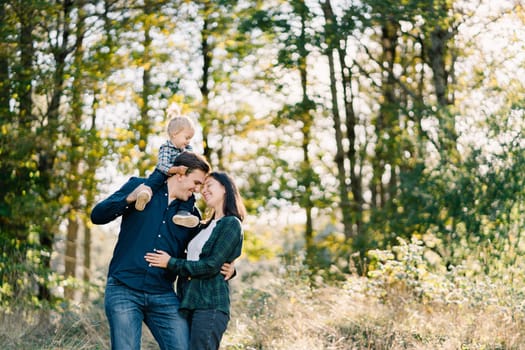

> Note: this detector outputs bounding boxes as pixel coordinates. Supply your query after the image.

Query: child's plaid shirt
[156,140,193,175]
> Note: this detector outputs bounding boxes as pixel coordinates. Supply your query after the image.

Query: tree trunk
[338,47,363,237]
[17,6,34,128]
[321,0,354,241]
[372,19,399,210]
[83,225,92,301]
[64,1,87,301]
[138,1,154,176]
[64,214,79,300]
[295,0,315,267]
[0,4,8,109]
[427,24,459,159]
[200,12,213,163]
[37,0,75,301]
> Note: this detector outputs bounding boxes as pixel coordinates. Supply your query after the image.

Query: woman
[145,171,246,350]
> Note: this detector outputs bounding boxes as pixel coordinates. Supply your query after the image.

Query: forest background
[1,0,525,349]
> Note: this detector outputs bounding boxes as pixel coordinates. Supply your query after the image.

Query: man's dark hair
[173,151,210,174]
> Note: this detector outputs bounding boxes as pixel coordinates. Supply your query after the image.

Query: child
[134,113,200,228]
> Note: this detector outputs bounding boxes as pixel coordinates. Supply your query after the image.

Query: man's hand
[145,251,236,280]
[221,261,236,280]
[144,250,171,268]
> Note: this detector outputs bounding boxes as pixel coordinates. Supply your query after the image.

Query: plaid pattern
[156,140,193,175]
[168,216,243,315]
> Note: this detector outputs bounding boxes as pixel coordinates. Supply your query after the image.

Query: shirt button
[158,234,161,238]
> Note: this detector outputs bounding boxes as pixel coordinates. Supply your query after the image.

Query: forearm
[167,232,241,278]
[90,180,137,224]
[167,256,223,279]
[91,197,128,224]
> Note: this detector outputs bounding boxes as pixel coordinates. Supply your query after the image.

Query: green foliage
[393,134,523,264]
[367,237,451,303]
[0,0,121,306]
[241,228,277,262]
[366,232,525,310]
[0,0,524,328]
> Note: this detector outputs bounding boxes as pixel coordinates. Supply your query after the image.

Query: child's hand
[168,165,188,175]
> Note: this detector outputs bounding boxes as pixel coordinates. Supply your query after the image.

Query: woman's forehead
[205,176,219,185]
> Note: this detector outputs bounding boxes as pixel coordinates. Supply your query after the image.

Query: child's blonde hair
[167,116,195,136]
[166,103,195,136]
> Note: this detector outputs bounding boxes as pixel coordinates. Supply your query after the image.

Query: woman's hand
[221,261,235,280]
[144,250,171,268]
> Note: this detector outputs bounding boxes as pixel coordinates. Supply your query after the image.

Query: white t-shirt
[186,220,217,261]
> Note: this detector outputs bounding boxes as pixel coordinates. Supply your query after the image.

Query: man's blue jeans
[104,277,189,350]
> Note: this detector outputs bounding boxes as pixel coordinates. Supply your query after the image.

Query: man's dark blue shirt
[90,177,199,293]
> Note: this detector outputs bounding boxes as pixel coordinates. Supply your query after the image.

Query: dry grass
[221,265,525,350]
[2,263,525,349]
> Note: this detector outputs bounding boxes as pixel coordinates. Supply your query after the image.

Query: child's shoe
[135,190,151,211]
[172,211,200,228]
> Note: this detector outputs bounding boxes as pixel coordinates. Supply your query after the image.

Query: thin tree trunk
[200,13,213,163]
[137,1,154,176]
[83,225,92,301]
[295,0,315,266]
[15,1,34,128]
[82,97,100,302]
[64,214,79,300]
[321,0,354,240]
[372,19,399,210]
[37,0,75,301]
[337,47,363,237]
[0,3,9,109]
[64,1,87,300]
[428,24,459,159]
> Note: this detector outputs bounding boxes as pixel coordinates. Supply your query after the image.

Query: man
[91,152,230,350]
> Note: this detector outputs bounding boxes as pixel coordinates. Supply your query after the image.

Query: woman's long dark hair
[208,171,246,222]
